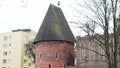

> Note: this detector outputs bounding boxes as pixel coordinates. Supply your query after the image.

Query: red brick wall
[75,36,107,68]
[67,66,76,68]
[76,36,120,68]
[35,41,74,68]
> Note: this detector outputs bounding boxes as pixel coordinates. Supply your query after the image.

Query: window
[49,64,51,68]
[40,54,42,58]
[29,56,31,58]
[4,36,8,40]
[24,44,27,49]
[24,60,27,64]
[56,53,57,58]
[29,63,31,66]
[9,51,11,54]
[64,64,65,68]
[3,44,7,48]
[24,51,27,56]
[9,43,11,46]
[3,59,7,64]
[3,52,7,56]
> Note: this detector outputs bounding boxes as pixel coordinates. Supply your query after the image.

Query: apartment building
[75,35,107,68]
[75,34,120,68]
[0,29,36,68]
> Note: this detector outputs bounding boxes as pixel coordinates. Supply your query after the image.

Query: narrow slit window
[56,53,57,58]
[49,64,51,68]
[40,54,42,58]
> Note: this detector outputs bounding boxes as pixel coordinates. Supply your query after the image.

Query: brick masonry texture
[35,41,75,68]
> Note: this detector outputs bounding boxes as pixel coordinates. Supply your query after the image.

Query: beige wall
[0,31,35,68]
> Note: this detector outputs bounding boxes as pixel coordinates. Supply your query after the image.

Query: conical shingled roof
[34,4,75,44]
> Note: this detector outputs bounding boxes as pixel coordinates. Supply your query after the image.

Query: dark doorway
[49,64,51,68]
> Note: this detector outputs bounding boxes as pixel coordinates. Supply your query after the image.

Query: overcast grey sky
[0,0,85,36]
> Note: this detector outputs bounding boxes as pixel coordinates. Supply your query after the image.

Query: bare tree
[25,40,35,62]
[72,0,120,68]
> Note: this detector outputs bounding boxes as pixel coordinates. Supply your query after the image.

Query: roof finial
[57,1,60,6]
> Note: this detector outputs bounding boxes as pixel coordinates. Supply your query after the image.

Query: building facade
[75,16,120,68]
[0,29,35,68]
[75,36,107,68]
[76,34,120,68]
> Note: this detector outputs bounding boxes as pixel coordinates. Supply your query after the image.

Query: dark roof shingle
[34,4,75,44]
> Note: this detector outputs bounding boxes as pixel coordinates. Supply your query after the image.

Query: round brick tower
[34,4,75,68]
